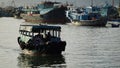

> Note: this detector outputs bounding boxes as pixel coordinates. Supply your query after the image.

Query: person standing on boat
[46,32,51,41]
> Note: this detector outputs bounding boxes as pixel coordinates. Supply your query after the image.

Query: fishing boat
[20,1,68,24]
[66,6,107,26]
[100,0,120,22]
[17,24,66,55]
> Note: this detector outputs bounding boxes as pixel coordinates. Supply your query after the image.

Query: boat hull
[71,18,107,26]
[17,37,66,55]
[21,14,67,24]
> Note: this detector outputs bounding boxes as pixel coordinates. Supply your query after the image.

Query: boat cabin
[19,24,61,43]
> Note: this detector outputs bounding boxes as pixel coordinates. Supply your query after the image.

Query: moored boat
[71,18,107,26]
[108,21,120,27]
[17,24,66,55]
[111,23,119,27]
[66,6,107,26]
[20,1,68,24]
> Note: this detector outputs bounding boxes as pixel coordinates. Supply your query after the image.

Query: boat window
[23,32,26,35]
[55,31,58,37]
[58,31,60,38]
[26,32,29,36]
[54,30,58,37]
[52,30,54,37]
[45,30,60,37]
[30,32,33,36]
[43,30,47,34]
[34,33,38,36]
[21,31,24,35]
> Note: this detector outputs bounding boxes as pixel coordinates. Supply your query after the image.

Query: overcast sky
[0,0,119,7]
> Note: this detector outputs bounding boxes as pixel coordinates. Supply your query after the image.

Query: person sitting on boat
[45,32,52,44]
[32,33,45,46]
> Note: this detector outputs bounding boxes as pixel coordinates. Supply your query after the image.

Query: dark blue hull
[17,37,66,55]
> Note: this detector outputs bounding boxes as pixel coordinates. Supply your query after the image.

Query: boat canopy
[20,24,61,32]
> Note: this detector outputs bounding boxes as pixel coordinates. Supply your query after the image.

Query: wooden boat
[17,24,66,55]
[20,1,68,24]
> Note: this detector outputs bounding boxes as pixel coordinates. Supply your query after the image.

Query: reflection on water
[17,53,66,68]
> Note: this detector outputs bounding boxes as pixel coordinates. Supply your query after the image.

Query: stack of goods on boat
[20,1,69,24]
[66,6,107,26]
[17,24,66,55]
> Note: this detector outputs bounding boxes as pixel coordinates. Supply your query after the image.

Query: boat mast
[119,0,120,7]
[91,0,93,6]
[0,2,5,8]
[112,0,114,6]
[11,0,16,7]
